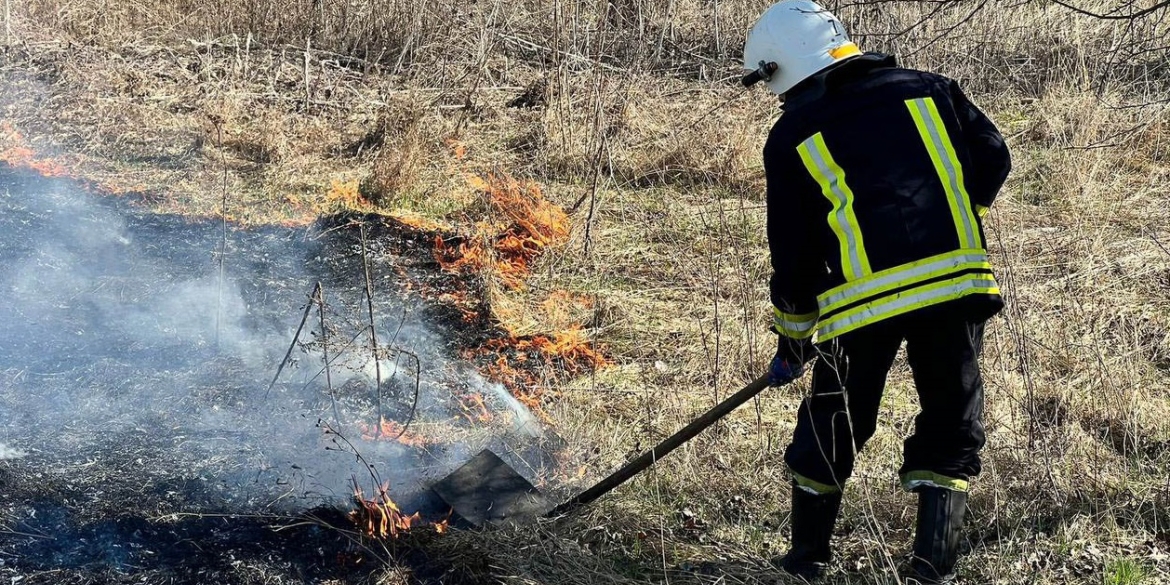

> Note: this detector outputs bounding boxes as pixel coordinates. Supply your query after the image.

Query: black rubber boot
[773,484,843,581]
[907,487,968,584]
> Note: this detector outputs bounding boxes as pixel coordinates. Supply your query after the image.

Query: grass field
[1,0,1169,583]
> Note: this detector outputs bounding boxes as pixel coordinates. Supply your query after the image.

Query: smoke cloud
[0,168,544,521]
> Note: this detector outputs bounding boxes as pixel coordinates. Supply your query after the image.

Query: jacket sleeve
[949,80,1011,215]
[764,128,822,365]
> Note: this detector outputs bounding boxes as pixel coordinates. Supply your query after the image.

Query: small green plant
[1103,558,1146,585]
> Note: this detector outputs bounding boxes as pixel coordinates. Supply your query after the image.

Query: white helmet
[742,0,862,96]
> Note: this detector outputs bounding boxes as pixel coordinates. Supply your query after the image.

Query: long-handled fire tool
[430,374,774,526]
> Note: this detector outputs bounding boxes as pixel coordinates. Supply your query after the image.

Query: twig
[298,327,371,393]
[303,37,311,109]
[1151,231,1170,259]
[315,281,340,425]
[214,119,229,351]
[390,348,421,441]
[319,419,386,496]
[498,33,627,73]
[904,0,990,59]
[265,282,321,399]
[1049,0,1170,20]
[376,308,420,440]
[0,528,49,540]
[4,0,10,46]
[359,223,384,436]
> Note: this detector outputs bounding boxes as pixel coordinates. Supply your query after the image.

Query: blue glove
[769,353,804,386]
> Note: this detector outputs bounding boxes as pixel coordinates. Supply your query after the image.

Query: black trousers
[783,311,987,492]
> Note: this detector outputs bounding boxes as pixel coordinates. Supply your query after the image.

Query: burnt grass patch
[0,165,570,583]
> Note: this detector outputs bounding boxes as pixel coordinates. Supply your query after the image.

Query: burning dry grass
[435,174,570,291]
[0,122,69,178]
[349,479,453,540]
[428,172,609,415]
[2,0,1169,582]
[478,326,611,414]
[356,419,435,448]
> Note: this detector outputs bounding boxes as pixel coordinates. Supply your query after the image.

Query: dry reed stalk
[359,222,383,436]
[314,281,340,426]
[265,282,321,399]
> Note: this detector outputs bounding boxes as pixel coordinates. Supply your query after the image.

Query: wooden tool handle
[547,373,773,517]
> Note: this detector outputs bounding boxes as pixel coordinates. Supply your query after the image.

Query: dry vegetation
[2,0,1169,583]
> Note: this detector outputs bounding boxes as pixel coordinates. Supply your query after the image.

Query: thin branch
[905,0,991,58]
[265,282,322,399]
[1049,0,1170,19]
[315,282,340,426]
[359,222,384,436]
[214,119,229,351]
[1151,231,1170,259]
[379,309,421,440]
[389,348,421,441]
[298,326,371,393]
[319,419,385,492]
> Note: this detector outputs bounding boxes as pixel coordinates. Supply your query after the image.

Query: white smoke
[0,177,546,514]
[0,444,26,460]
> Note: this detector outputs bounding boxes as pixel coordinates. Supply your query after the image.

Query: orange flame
[477,325,610,417]
[457,392,493,424]
[435,174,569,290]
[445,137,467,161]
[358,418,433,447]
[391,210,448,232]
[349,480,422,539]
[0,122,72,178]
[487,326,610,374]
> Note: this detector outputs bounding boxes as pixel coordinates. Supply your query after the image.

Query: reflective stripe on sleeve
[773,307,818,340]
[797,132,872,282]
[906,97,982,250]
[790,468,843,494]
[816,249,991,315]
[816,273,999,341]
[901,470,970,492]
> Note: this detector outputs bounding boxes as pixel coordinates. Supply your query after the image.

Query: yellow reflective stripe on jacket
[816,273,999,341]
[906,97,982,250]
[901,470,970,492]
[773,307,818,339]
[816,249,991,315]
[797,133,872,281]
[790,468,842,494]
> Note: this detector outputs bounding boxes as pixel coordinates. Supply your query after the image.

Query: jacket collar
[781,53,897,112]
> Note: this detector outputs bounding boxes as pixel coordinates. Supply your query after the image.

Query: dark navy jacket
[765,53,1010,352]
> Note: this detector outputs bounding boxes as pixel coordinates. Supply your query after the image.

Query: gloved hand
[769,353,805,386]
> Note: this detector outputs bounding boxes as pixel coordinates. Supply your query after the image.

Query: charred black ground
[0,165,564,583]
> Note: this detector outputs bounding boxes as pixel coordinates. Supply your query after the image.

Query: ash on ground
[0,166,561,583]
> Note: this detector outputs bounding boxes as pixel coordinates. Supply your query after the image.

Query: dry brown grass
[2,0,1169,583]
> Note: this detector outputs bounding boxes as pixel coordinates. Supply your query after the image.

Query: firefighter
[742,1,1011,582]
